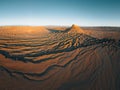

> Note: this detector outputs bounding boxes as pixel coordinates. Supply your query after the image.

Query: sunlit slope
[0,26,49,38]
[68,24,86,34]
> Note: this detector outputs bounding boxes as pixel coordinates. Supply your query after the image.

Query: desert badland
[0,25,120,90]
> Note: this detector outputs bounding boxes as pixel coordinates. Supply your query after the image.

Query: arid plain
[0,25,120,90]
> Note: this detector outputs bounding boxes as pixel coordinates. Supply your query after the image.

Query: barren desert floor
[0,25,120,90]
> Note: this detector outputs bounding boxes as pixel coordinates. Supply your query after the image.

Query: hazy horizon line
[0,24,120,27]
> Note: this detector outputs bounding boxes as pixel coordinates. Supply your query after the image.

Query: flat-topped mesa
[68,24,85,34]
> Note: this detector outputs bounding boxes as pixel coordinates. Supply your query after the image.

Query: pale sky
[0,0,120,26]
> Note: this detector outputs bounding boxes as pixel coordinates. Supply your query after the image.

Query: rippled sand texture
[0,25,120,90]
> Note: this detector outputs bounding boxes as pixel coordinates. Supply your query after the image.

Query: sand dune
[0,25,120,90]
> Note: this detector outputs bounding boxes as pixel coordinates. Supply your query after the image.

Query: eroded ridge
[0,26,120,90]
